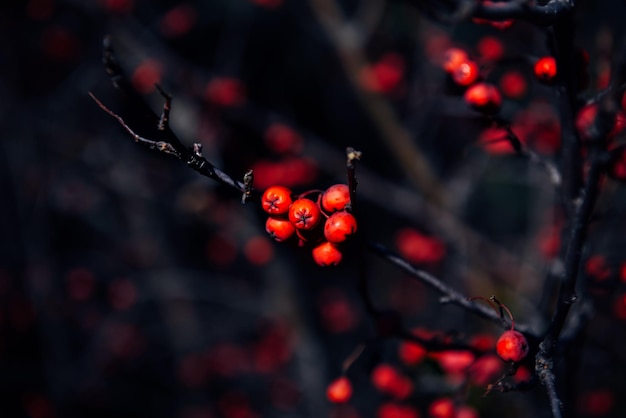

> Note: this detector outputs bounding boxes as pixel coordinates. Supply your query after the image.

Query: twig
[367,240,535,336]
[346,147,361,212]
[89,92,181,157]
[491,117,562,187]
[95,38,258,200]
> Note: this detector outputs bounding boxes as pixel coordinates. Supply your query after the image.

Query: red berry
[451,60,479,86]
[477,36,504,62]
[312,241,343,266]
[442,48,468,73]
[534,56,557,83]
[378,403,419,418]
[464,82,502,114]
[609,146,626,180]
[321,184,351,213]
[261,186,293,215]
[398,341,427,366]
[499,70,527,99]
[324,211,357,243]
[371,364,412,399]
[288,198,321,230]
[496,330,529,362]
[326,376,352,403]
[431,350,475,375]
[205,77,245,107]
[265,217,296,242]
[428,397,455,418]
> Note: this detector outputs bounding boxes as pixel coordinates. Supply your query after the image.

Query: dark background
[2,1,626,417]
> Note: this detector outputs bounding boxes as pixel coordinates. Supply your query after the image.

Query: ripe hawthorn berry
[265,217,295,242]
[534,56,557,83]
[261,186,293,215]
[326,376,352,403]
[496,330,529,362]
[321,184,351,213]
[288,198,321,230]
[464,82,501,114]
[312,241,343,266]
[470,296,529,363]
[324,211,357,243]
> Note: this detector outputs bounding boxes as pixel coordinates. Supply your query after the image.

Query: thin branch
[491,117,562,187]
[155,84,172,131]
[346,147,362,212]
[367,240,535,336]
[89,92,181,157]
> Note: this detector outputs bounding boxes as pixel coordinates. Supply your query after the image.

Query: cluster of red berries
[441,47,559,115]
[261,184,357,266]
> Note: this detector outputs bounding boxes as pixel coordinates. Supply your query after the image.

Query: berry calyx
[288,198,321,230]
[496,330,529,362]
[321,184,351,213]
[326,376,352,403]
[312,241,343,266]
[464,82,502,114]
[324,211,358,243]
[261,186,293,215]
[265,216,296,242]
[534,56,557,83]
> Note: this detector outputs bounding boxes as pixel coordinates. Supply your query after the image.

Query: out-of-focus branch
[309,0,447,207]
[472,0,574,25]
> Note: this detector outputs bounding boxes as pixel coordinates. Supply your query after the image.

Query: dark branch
[367,240,535,336]
[472,0,574,26]
[346,147,361,212]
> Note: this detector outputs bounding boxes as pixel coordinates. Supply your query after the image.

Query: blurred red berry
[160,4,197,38]
[428,397,455,418]
[464,83,502,114]
[395,228,445,264]
[132,59,162,94]
[442,48,468,73]
[477,36,504,62]
[264,123,303,155]
[468,354,503,385]
[243,236,274,265]
[398,341,427,366]
[378,403,420,418]
[584,254,611,281]
[534,56,557,83]
[205,77,245,107]
[451,60,479,86]
[327,376,352,403]
[431,350,475,375]
[478,127,515,155]
[499,70,527,99]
